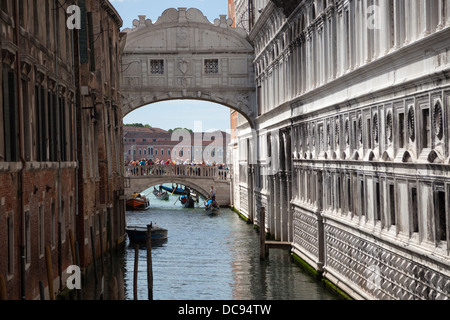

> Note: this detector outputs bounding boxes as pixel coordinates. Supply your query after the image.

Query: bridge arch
[120,8,256,127]
[133,178,211,200]
[124,164,231,206]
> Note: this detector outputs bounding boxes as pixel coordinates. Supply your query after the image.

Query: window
[48,91,57,162]
[398,112,405,148]
[434,189,447,242]
[389,184,396,228]
[35,84,47,161]
[7,212,14,274]
[375,180,381,221]
[205,59,219,74]
[59,96,68,162]
[360,179,365,217]
[411,187,419,234]
[422,108,430,149]
[39,205,44,256]
[150,60,164,74]
[347,176,352,213]
[1,67,19,162]
[337,176,342,210]
[1,0,8,13]
[366,118,372,150]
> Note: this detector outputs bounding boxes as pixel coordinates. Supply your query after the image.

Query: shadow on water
[79,184,342,300]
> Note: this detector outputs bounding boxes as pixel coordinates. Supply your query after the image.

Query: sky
[110,0,233,133]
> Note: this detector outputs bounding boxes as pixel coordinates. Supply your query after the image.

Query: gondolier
[210,186,216,201]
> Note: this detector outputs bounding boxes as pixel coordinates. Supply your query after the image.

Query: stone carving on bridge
[120,8,256,125]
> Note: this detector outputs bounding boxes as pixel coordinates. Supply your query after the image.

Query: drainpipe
[14,0,26,300]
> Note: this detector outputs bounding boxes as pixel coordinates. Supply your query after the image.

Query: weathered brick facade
[0,0,125,300]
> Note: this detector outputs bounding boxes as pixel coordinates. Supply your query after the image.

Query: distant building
[124,126,231,165]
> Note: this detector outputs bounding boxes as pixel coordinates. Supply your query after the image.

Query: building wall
[75,0,125,271]
[233,0,450,300]
[0,0,125,300]
[0,0,78,300]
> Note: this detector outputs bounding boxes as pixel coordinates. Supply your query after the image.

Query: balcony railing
[125,165,230,181]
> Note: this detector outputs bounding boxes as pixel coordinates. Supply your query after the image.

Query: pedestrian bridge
[124,165,231,206]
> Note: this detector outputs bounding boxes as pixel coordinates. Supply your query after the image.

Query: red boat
[126,193,150,210]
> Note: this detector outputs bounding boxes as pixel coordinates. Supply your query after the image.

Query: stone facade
[232,0,450,300]
[74,0,126,275]
[120,8,256,126]
[0,0,125,300]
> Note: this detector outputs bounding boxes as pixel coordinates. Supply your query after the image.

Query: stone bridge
[124,165,231,206]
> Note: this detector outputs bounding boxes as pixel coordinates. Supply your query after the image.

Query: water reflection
[83,185,340,300]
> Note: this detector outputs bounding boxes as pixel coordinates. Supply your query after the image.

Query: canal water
[118,186,341,301]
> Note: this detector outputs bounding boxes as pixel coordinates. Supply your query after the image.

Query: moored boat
[126,224,168,243]
[126,193,150,210]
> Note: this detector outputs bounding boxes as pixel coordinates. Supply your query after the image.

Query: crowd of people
[124,158,229,170]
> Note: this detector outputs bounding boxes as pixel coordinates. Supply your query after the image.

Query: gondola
[179,195,195,208]
[205,199,220,215]
[153,187,169,201]
[126,224,168,243]
[126,193,150,210]
[160,184,185,195]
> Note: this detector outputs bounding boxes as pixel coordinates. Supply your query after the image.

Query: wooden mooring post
[147,224,153,301]
[259,207,268,260]
[133,244,139,300]
[45,245,55,300]
[0,273,7,300]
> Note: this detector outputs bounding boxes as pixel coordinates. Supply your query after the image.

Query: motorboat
[126,193,150,210]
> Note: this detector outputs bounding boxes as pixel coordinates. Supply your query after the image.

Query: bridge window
[205,59,219,74]
[150,59,164,74]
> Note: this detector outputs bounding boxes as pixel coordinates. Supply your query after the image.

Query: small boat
[126,224,168,243]
[161,184,185,195]
[205,199,220,215]
[156,192,169,201]
[126,193,150,210]
[153,187,169,201]
[179,195,195,208]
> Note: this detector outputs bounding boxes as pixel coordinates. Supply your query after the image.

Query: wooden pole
[90,226,98,284]
[45,245,55,300]
[0,273,7,300]
[58,222,62,291]
[133,244,139,300]
[39,281,45,300]
[147,224,153,301]
[260,207,267,260]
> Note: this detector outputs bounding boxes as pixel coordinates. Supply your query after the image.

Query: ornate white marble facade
[233,0,450,300]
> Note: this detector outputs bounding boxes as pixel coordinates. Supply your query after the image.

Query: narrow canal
[118,186,341,301]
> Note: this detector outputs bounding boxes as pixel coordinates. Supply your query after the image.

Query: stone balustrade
[125,165,230,181]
